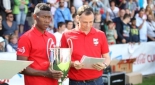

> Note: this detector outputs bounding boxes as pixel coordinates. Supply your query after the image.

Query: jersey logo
[17,47,25,54]
[93,38,99,46]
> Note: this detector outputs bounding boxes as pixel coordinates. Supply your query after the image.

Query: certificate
[80,55,104,69]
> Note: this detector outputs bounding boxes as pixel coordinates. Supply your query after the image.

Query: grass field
[136,75,155,85]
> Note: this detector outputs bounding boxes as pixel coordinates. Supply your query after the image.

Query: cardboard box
[110,58,136,73]
[126,72,142,84]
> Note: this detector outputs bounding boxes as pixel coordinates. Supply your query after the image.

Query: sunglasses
[8,16,13,18]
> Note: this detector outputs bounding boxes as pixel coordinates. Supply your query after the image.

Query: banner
[109,42,155,75]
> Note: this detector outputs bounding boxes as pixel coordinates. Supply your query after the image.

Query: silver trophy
[47,38,72,85]
[49,48,71,85]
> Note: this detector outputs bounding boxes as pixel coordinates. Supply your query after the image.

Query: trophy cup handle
[47,38,55,64]
[67,38,73,55]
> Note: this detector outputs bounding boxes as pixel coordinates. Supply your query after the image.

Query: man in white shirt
[136,8,148,42]
[54,22,66,47]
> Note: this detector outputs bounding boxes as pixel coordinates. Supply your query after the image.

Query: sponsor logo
[93,38,99,46]
[17,47,25,54]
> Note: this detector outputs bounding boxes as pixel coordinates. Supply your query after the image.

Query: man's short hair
[6,12,13,17]
[66,20,73,25]
[131,18,136,22]
[77,5,93,16]
[58,22,66,29]
[107,20,113,25]
[139,7,144,13]
[123,14,131,19]
[34,3,51,14]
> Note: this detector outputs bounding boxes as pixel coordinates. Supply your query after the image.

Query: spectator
[146,14,155,41]
[47,0,58,16]
[136,8,148,42]
[145,5,155,20]
[125,0,137,18]
[73,0,83,10]
[113,9,126,23]
[0,37,5,52]
[134,0,139,7]
[54,0,72,29]
[56,0,69,8]
[107,0,119,20]
[119,0,127,9]
[2,12,18,40]
[13,0,29,35]
[28,0,42,13]
[3,0,14,12]
[46,22,55,34]
[126,0,137,12]
[0,0,12,20]
[83,0,89,5]
[54,22,66,47]
[72,13,78,28]
[116,14,131,43]
[8,34,17,50]
[100,0,110,11]
[130,18,140,43]
[66,20,73,30]
[106,20,117,45]
[70,5,77,17]
[93,12,105,32]
[6,34,17,52]
[115,0,122,6]
[28,0,43,26]
[147,0,154,9]
[89,0,105,13]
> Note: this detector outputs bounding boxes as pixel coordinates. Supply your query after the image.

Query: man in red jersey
[17,3,63,85]
[61,5,111,85]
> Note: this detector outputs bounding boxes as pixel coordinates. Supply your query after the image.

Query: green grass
[136,75,155,85]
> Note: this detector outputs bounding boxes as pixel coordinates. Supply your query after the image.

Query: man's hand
[72,61,84,70]
[45,69,63,79]
[5,9,12,13]
[92,62,105,71]
[122,39,126,43]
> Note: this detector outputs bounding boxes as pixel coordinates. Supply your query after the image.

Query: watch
[103,63,108,69]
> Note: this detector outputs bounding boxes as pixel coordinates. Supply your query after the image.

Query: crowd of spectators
[0,0,155,52]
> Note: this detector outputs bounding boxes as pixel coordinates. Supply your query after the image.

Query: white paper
[0,60,33,79]
[80,55,104,69]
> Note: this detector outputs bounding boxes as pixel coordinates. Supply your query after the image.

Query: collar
[75,27,96,35]
[32,26,48,36]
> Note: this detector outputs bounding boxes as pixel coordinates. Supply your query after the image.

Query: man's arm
[18,56,46,76]
[17,35,62,79]
[138,20,145,29]
[18,55,63,79]
[116,22,124,41]
[147,35,155,41]
[102,53,111,66]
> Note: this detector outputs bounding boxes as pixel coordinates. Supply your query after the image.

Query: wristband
[103,63,108,69]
